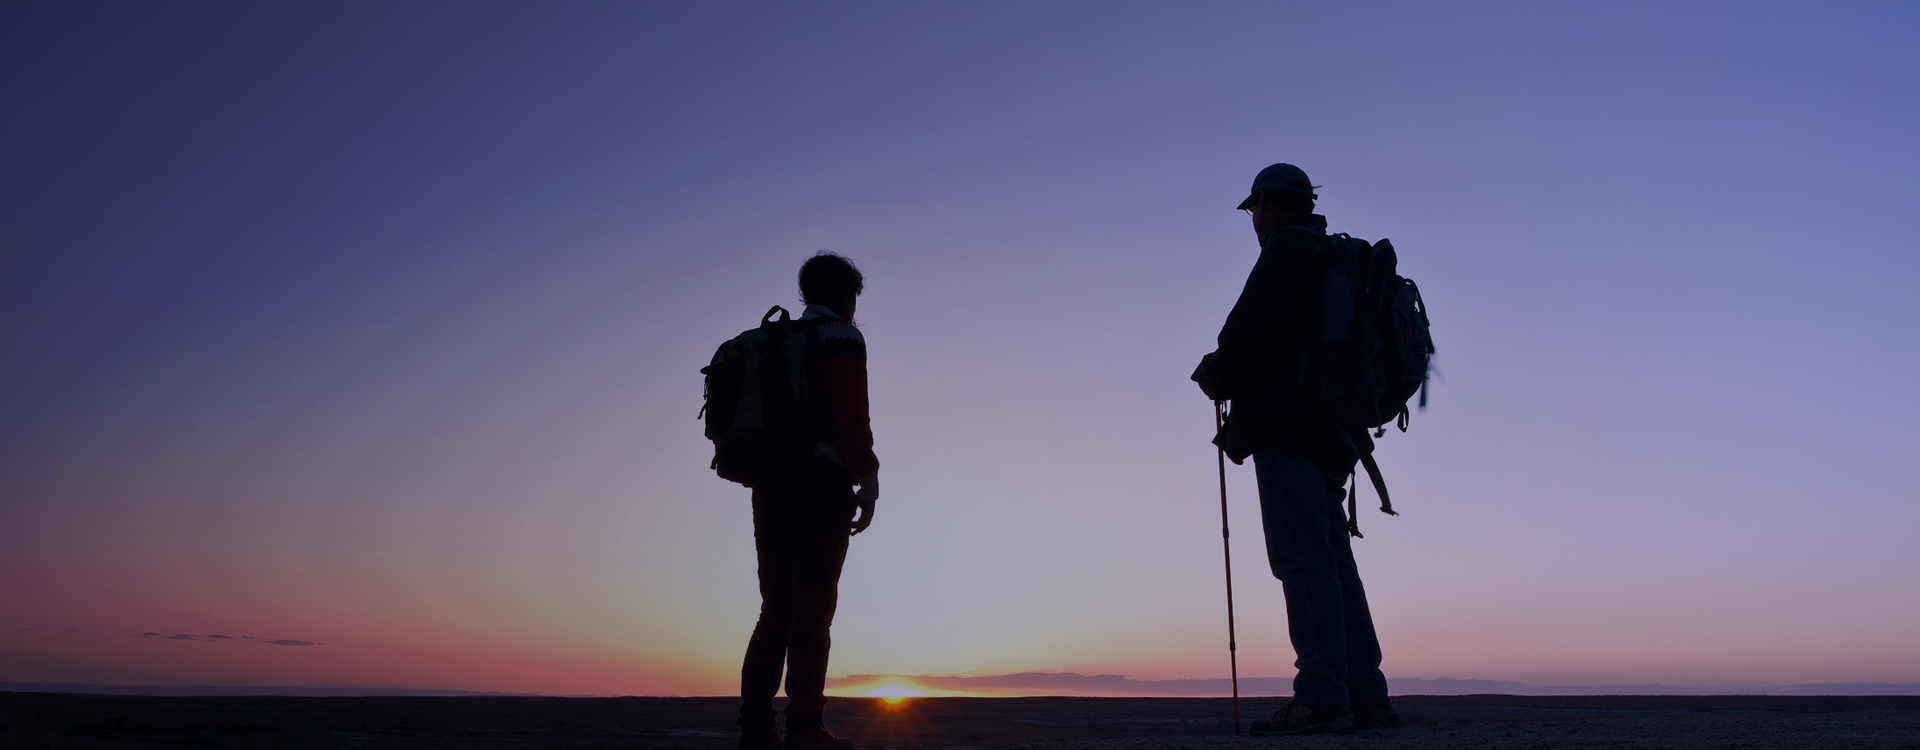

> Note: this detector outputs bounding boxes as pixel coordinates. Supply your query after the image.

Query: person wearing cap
[1192,163,1399,735]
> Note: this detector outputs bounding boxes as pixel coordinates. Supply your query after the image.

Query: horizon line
[8,675,1919,699]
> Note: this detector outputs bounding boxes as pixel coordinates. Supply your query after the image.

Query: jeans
[1252,446,1390,707]
[739,458,857,731]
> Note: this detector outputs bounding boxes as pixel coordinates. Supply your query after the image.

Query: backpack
[1316,234,1435,536]
[699,305,823,488]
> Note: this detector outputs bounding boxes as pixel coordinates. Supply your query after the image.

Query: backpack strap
[795,317,824,402]
[1358,450,1397,517]
[1345,475,1363,539]
[1334,427,1400,538]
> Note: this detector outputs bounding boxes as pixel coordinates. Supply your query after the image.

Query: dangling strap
[1359,450,1398,516]
[1345,474,1363,538]
[1333,427,1400,535]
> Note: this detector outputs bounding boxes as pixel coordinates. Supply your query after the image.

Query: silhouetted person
[1193,164,1399,735]
[738,252,878,750]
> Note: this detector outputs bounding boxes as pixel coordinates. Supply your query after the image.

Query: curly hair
[798,251,864,306]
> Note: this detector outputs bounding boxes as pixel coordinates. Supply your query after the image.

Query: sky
[4,1,1918,697]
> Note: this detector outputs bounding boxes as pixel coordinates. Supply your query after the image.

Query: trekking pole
[1214,400,1241,735]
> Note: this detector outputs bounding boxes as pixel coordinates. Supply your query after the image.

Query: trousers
[739,457,856,730]
[1252,446,1390,707]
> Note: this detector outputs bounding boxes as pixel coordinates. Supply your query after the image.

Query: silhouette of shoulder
[814,319,865,348]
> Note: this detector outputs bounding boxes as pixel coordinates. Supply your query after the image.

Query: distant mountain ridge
[7,676,1917,698]
[827,672,1920,697]
[0,683,534,698]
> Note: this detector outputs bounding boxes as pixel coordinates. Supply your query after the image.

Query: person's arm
[1200,240,1309,398]
[824,348,877,476]
[821,336,879,534]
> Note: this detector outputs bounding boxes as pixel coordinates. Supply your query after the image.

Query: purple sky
[4,2,1917,695]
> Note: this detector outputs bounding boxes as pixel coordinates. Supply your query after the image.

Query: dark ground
[3,692,1918,750]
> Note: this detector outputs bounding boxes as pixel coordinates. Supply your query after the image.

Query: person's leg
[1252,447,1350,706]
[781,459,857,732]
[1325,472,1391,713]
[740,478,799,734]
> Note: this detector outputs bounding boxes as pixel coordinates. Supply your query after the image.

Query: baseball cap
[1236,163,1318,210]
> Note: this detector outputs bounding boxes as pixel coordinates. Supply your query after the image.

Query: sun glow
[865,683,922,703]
[828,675,985,700]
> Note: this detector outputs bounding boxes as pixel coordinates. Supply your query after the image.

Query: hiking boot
[1247,701,1354,736]
[739,724,782,750]
[1352,703,1401,730]
[785,726,853,750]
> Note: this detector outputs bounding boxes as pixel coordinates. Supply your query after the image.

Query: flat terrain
[3,693,1917,750]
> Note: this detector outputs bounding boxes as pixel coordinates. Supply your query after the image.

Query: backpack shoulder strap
[1358,450,1396,518]
[1333,427,1400,538]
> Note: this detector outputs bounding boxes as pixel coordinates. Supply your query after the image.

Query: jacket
[800,304,879,476]
[1194,214,1364,473]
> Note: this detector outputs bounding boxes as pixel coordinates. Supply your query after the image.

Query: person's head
[1236,163,1318,237]
[798,251,865,321]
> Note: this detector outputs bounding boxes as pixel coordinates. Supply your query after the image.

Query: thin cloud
[133,632,323,646]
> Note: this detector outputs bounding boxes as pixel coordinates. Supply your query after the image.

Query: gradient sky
[5,2,1918,696]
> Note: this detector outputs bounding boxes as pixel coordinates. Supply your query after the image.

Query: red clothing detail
[807,317,878,475]
[822,348,878,475]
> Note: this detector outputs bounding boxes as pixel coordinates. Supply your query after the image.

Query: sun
[864,683,922,704]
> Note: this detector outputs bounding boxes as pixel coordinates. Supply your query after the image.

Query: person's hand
[851,473,878,536]
[1191,353,1222,400]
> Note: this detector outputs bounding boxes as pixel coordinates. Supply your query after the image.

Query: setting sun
[864,683,922,704]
